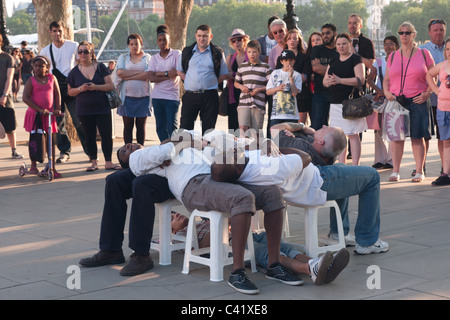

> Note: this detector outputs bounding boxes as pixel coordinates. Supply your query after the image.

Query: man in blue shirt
[177,25,228,135]
[420,19,447,172]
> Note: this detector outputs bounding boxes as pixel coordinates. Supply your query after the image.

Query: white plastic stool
[152,199,198,265]
[284,200,345,258]
[182,209,257,282]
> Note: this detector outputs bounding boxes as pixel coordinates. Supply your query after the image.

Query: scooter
[19,112,63,181]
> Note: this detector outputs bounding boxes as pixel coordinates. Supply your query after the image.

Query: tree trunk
[163,0,194,50]
[32,0,74,51]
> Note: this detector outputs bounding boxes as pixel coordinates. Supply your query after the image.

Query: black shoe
[228,269,259,294]
[79,250,125,267]
[57,154,70,163]
[383,163,393,169]
[431,174,450,186]
[266,263,303,286]
[372,162,384,169]
[120,253,154,276]
[325,248,350,284]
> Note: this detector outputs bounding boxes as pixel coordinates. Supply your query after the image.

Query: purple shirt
[148,49,181,101]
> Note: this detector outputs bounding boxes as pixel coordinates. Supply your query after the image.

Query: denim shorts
[403,98,431,139]
[436,109,450,140]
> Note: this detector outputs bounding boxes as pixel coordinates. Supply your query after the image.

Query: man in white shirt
[80,131,302,295]
[40,21,87,162]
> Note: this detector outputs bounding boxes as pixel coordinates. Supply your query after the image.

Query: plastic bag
[382,100,410,141]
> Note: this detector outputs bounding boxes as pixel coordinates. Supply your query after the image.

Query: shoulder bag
[342,77,373,120]
[28,114,46,163]
[95,63,122,109]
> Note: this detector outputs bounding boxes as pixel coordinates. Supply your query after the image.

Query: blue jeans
[318,163,380,246]
[152,99,180,142]
[252,231,302,268]
[310,93,330,130]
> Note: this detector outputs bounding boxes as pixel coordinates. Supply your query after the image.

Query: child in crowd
[266,49,303,129]
[234,40,271,139]
[22,56,62,178]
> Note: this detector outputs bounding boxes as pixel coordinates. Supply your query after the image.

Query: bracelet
[299,122,305,130]
[1,93,7,96]
[78,87,81,92]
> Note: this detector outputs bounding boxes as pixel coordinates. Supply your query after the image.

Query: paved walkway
[1,90,449,301]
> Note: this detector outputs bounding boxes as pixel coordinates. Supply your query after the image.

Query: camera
[396,94,407,107]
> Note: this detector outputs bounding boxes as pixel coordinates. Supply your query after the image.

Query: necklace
[35,75,47,84]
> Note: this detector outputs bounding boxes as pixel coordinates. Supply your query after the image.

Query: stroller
[19,112,62,181]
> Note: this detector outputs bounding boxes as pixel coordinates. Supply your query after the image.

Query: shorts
[403,98,431,139]
[0,96,16,133]
[436,109,450,140]
[237,107,265,131]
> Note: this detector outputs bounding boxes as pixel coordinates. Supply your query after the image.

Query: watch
[164,71,168,77]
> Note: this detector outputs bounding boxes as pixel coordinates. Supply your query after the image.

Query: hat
[228,29,250,40]
[280,49,296,60]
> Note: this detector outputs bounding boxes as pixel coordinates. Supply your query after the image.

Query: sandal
[389,172,400,182]
[105,165,122,170]
[86,166,99,172]
[412,173,425,182]
[29,167,39,174]
[54,171,63,179]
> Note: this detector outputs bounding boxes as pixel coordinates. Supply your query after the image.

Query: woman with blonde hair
[383,22,435,182]
[225,29,250,131]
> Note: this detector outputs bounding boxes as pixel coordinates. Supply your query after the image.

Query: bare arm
[279,147,312,169]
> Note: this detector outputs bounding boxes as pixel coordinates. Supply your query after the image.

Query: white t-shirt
[267,68,302,120]
[238,150,326,206]
[40,40,78,77]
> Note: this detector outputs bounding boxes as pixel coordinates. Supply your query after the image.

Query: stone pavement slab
[0,90,449,304]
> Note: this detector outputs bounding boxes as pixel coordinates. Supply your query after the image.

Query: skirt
[117,96,151,117]
[23,108,57,133]
[330,103,368,135]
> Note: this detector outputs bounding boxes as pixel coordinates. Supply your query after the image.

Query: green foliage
[6,9,36,35]
[382,0,450,42]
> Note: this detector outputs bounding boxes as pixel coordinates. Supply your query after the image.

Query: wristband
[165,71,168,77]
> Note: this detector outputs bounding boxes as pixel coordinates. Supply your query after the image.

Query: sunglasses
[398,31,412,35]
[430,19,446,26]
[446,75,450,89]
[231,37,242,43]
[78,50,91,55]
[273,29,285,36]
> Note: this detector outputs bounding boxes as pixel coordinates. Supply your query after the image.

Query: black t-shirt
[276,51,312,101]
[328,53,362,104]
[310,44,338,94]
[67,62,110,116]
[354,33,375,60]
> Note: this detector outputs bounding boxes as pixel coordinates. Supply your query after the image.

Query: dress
[23,74,57,134]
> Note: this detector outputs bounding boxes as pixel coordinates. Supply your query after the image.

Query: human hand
[413,91,430,104]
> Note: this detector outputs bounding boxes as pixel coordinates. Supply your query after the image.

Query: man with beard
[309,23,339,130]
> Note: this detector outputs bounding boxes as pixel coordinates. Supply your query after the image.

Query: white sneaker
[329,233,356,247]
[355,239,389,255]
[308,251,333,285]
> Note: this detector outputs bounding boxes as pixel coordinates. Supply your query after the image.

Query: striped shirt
[235,61,272,111]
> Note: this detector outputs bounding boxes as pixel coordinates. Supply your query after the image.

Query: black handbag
[94,65,122,109]
[342,78,373,120]
[28,114,46,163]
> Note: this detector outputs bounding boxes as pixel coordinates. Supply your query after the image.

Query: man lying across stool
[171,211,349,285]
[211,126,389,255]
[100,131,309,294]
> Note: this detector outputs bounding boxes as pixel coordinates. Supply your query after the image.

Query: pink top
[438,60,450,111]
[23,74,57,133]
[387,48,434,98]
[148,49,181,101]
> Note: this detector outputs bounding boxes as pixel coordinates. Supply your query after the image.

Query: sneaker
[56,154,70,163]
[325,248,350,284]
[79,250,125,267]
[120,253,154,276]
[308,251,333,285]
[228,269,259,295]
[329,233,356,247]
[372,162,384,169]
[266,263,303,286]
[355,239,389,255]
[11,150,23,159]
[431,174,450,186]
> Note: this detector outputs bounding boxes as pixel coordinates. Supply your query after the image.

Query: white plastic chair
[182,209,257,282]
[284,200,345,258]
[151,199,198,265]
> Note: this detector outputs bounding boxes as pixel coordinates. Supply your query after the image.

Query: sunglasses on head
[78,49,91,55]
[398,31,412,35]
[430,19,446,26]
[231,37,242,43]
[273,29,285,36]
